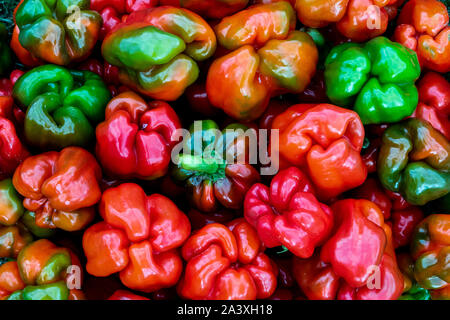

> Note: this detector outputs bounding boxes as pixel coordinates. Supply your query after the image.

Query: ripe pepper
[412,72,450,140]
[96,91,181,180]
[14,0,102,65]
[159,0,249,19]
[0,239,84,300]
[394,0,450,73]
[272,104,367,199]
[377,118,450,206]
[244,167,333,258]
[90,0,158,39]
[0,178,25,227]
[324,36,421,124]
[207,2,318,121]
[410,214,450,299]
[102,6,216,101]
[0,224,32,259]
[293,199,403,300]
[83,183,190,292]
[12,147,102,231]
[0,91,30,180]
[12,65,111,150]
[177,219,278,300]
[172,119,260,212]
[0,23,12,76]
[397,253,431,300]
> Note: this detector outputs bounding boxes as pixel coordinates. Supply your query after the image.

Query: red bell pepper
[272,103,367,199]
[83,183,190,292]
[394,0,450,73]
[244,167,333,258]
[96,91,181,180]
[178,219,278,300]
[411,72,450,140]
[12,147,101,231]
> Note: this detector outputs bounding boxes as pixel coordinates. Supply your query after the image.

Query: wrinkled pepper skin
[0,239,83,300]
[0,23,13,76]
[14,0,102,65]
[96,91,181,180]
[207,2,318,121]
[172,119,260,212]
[412,72,450,140]
[325,36,421,124]
[13,65,111,150]
[90,0,158,39]
[377,118,450,206]
[410,214,450,298]
[244,167,333,258]
[0,96,30,180]
[12,147,102,231]
[272,104,367,199]
[394,0,450,73]
[159,0,249,19]
[102,6,216,101]
[178,219,278,300]
[83,183,190,292]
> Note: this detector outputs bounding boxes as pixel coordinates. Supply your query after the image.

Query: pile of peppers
[0,0,448,301]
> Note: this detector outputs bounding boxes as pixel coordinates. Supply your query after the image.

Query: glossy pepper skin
[90,0,158,39]
[397,253,431,300]
[0,179,25,227]
[102,6,216,101]
[0,224,32,259]
[244,167,333,258]
[412,72,450,140]
[325,36,421,124]
[207,2,318,121]
[178,219,278,300]
[394,0,450,73]
[13,65,111,150]
[159,0,249,19]
[0,23,13,76]
[293,200,403,300]
[377,118,450,206]
[96,91,181,180]
[12,147,102,231]
[83,183,190,292]
[14,0,102,65]
[172,119,260,212]
[410,214,450,298]
[0,96,30,180]
[272,104,367,199]
[0,239,84,300]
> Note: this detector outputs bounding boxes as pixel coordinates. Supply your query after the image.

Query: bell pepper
[159,0,250,19]
[0,96,30,180]
[0,239,83,300]
[12,65,111,150]
[412,72,450,140]
[10,25,42,67]
[172,119,260,212]
[108,289,149,300]
[244,167,333,258]
[78,58,123,96]
[410,214,450,298]
[394,0,450,73]
[12,147,102,231]
[397,253,431,300]
[14,0,102,65]
[390,207,424,249]
[177,219,278,300]
[207,2,318,121]
[377,118,450,206]
[96,91,181,180]
[102,6,216,101]
[83,183,190,292]
[0,23,12,76]
[272,103,367,199]
[325,36,421,124]
[90,0,158,39]
[0,178,25,227]
[0,224,32,259]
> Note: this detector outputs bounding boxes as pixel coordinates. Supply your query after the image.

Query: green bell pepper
[398,283,431,300]
[377,118,450,206]
[325,36,421,124]
[12,64,111,149]
[8,281,69,300]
